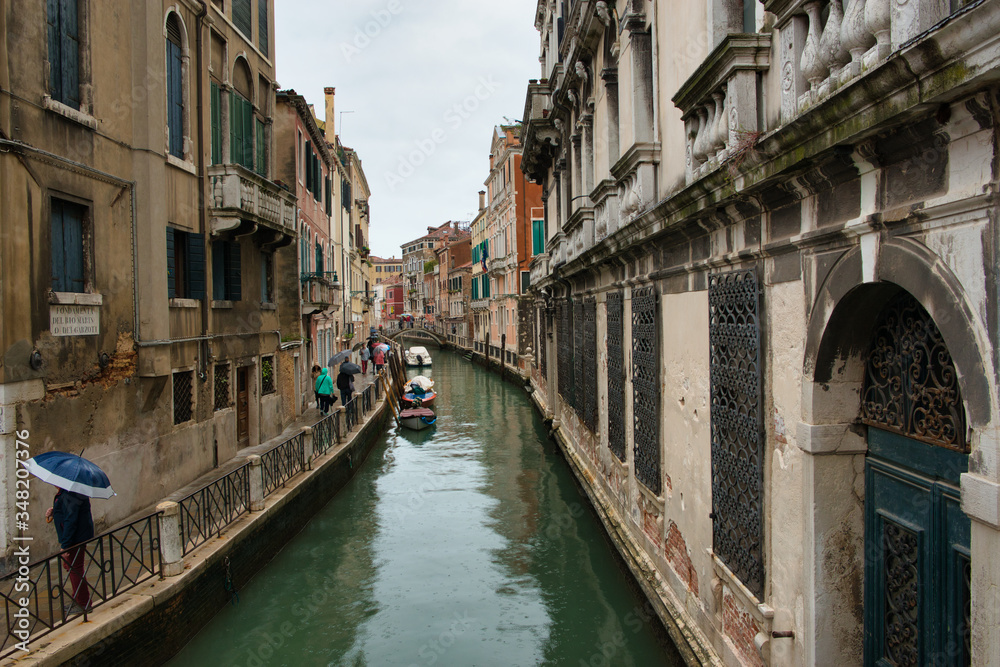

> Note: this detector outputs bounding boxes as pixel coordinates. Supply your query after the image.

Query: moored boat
[401,390,436,408]
[404,346,432,367]
[399,407,436,430]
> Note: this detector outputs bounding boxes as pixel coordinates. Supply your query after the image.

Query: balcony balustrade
[209,164,296,241]
[471,298,490,311]
[300,273,341,315]
[674,33,771,186]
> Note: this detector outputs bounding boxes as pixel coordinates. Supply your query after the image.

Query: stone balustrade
[208,164,297,237]
[771,0,959,119]
[673,33,772,185]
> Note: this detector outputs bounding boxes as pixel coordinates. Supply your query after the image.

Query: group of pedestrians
[311,336,387,415]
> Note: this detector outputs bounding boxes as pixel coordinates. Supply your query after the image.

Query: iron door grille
[583,297,597,432]
[631,286,661,495]
[574,300,585,416]
[558,299,573,402]
[607,290,626,461]
[709,267,764,598]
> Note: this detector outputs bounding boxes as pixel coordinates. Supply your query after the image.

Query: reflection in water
[169,351,680,666]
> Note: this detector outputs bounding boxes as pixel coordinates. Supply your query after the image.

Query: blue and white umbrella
[25,452,116,499]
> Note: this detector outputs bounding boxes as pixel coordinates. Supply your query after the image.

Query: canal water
[170,349,681,667]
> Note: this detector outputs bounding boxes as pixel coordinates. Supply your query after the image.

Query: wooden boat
[399,407,436,430]
[404,346,432,367]
[401,390,436,408]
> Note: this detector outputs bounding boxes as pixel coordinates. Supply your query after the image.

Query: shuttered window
[258,0,269,57]
[325,178,332,216]
[230,92,254,169]
[532,219,545,255]
[210,82,222,164]
[232,0,252,39]
[166,15,184,159]
[51,198,86,293]
[166,227,206,300]
[255,118,266,176]
[260,252,273,303]
[212,240,242,301]
[46,0,80,109]
[315,242,324,274]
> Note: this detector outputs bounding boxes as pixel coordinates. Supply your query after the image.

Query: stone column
[156,501,184,577]
[628,27,654,144]
[602,68,620,165]
[248,455,264,511]
[336,406,348,443]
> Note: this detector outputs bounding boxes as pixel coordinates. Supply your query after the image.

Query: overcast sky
[274,1,542,260]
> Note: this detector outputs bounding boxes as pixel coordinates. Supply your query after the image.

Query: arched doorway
[859,291,970,665]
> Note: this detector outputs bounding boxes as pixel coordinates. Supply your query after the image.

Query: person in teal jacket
[315,367,335,414]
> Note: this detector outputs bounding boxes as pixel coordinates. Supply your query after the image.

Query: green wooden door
[864,428,971,666]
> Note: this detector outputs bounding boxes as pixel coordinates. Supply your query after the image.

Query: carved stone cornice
[672,33,772,118]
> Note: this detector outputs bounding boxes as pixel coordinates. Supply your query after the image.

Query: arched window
[166,13,186,159]
[861,291,967,451]
[230,58,254,169]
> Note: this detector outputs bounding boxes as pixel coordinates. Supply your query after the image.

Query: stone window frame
[164,8,195,169]
[43,0,97,129]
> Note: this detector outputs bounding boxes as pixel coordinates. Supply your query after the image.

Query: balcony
[300,273,341,316]
[471,298,490,311]
[521,80,561,183]
[529,252,551,287]
[209,165,296,245]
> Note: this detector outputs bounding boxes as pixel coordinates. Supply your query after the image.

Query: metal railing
[261,433,306,497]
[345,395,361,432]
[178,464,251,555]
[0,512,161,658]
[312,412,339,458]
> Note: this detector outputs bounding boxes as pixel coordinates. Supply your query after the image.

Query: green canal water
[169,349,681,667]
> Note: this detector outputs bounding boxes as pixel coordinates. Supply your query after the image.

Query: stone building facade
[0,0,303,558]
[521,0,1000,665]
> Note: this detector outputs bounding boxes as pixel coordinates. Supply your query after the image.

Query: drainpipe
[195,1,210,379]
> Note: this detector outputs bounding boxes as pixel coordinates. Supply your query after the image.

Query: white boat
[404,346,432,367]
[399,407,436,430]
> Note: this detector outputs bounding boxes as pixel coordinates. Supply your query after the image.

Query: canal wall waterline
[459,344,723,667]
[16,401,391,667]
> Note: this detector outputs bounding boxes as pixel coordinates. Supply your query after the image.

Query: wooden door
[237,366,249,446]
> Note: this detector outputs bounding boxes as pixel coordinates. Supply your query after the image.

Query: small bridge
[387,328,445,347]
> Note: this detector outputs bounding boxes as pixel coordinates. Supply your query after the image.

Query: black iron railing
[312,412,339,457]
[178,464,251,555]
[345,396,360,431]
[261,433,305,497]
[0,512,161,658]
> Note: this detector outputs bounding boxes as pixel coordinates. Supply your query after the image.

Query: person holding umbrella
[28,452,114,616]
[337,361,360,405]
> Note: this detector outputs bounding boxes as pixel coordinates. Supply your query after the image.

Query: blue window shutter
[258,0,269,57]
[59,0,80,108]
[51,200,85,293]
[210,83,221,164]
[187,233,205,300]
[47,0,61,100]
[228,242,242,301]
[212,241,225,300]
[166,227,177,299]
[167,39,184,158]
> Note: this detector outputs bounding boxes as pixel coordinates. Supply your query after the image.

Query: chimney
[324,87,336,143]
[479,190,486,211]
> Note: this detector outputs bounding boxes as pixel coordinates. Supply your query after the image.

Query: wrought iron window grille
[173,370,194,425]
[631,286,661,495]
[606,290,626,461]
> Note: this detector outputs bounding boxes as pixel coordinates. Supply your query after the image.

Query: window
[167,228,206,299]
[325,177,332,216]
[232,0,252,39]
[50,197,87,293]
[214,363,231,410]
[166,14,185,159]
[521,271,530,294]
[230,92,253,168]
[173,370,194,424]
[315,242,323,273]
[46,0,81,109]
[210,82,222,164]
[212,240,242,301]
[255,118,266,176]
[260,252,273,303]
[261,356,275,395]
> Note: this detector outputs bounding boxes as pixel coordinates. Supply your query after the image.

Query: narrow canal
[170,349,681,666]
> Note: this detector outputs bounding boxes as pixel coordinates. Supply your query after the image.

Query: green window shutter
[166,227,177,299]
[256,118,265,176]
[244,102,254,169]
[210,83,222,164]
[187,233,206,300]
[315,242,323,273]
[325,178,332,216]
[232,0,252,39]
[258,0,269,57]
[305,141,312,189]
[229,93,238,166]
[46,0,61,101]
